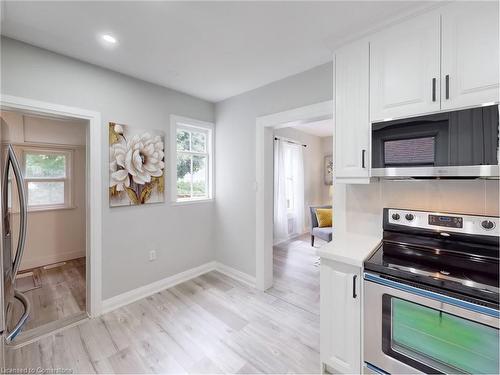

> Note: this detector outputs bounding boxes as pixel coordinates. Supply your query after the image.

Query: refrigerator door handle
[6,145,27,280]
[5,290,31,343]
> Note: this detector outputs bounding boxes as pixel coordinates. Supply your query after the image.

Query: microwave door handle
[362,149,366,169]
[5,290,31,343]
[7,145,27,280]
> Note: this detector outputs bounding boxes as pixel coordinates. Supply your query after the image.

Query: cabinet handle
[445,75,450,100]
[352,275,357,299]
[432,78,437,102]
[362,149,366,169]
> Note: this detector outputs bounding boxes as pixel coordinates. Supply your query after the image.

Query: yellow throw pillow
[316,208,333,228]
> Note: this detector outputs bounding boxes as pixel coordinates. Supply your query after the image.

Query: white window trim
[21,146,75,212]
[170,115,214,204]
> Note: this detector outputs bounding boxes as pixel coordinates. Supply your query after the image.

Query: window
[171,116,214,203]
[23,149,73,210]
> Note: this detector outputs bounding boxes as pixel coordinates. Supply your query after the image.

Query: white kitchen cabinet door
[320,259,361,374]
[334,39,370,181]
[441,1,499,110]
[370,12,441,121]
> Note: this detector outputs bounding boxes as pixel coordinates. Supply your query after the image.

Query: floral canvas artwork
[324,155,333,185]
[109,122,165,207]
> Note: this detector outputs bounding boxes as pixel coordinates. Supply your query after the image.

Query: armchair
[309,205,333,247]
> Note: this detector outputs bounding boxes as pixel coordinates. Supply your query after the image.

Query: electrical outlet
[149,250,156,261]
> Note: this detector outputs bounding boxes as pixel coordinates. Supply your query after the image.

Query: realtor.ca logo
[1,368,73,374]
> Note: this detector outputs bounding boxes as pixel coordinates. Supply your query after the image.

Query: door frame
[255,100,333,290]
[0,94,103,317]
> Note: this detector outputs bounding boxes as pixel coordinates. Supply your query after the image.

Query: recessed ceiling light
[101,34,117,44]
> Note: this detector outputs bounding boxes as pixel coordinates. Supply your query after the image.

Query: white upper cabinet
[335,39,370,181]
[370,12,441,122]
[441,1,500,110]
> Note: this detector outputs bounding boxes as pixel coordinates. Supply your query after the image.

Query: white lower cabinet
[320,259,362,374]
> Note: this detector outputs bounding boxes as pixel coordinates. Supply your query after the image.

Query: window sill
[10,205,78,214]
[172,198,214,206]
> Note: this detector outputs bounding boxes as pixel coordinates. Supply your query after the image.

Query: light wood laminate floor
[268,233,322,315]
[7,270,320,374]
[14,258,86,331]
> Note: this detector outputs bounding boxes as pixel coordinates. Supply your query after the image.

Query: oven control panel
[387,209,499,236]
[428,214,463,228]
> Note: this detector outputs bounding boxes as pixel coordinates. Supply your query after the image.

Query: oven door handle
[365,362,389,375]
[364,272,499,318]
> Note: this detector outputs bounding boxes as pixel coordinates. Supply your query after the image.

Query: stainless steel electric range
[363,208,499,375]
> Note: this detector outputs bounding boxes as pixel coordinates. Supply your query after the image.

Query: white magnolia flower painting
[109,122,165,207]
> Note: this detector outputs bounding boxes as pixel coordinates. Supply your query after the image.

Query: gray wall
[0,37,216,299]
[214,62,333,276]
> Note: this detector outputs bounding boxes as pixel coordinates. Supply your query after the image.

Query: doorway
[255,100,333,291]
[0,95,102,345]
[1,110,88,335]
[269,119,333,314]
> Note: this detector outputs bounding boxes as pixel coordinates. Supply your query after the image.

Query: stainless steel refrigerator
[0,144,29,366]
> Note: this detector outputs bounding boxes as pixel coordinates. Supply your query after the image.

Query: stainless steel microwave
[371,105,499,178]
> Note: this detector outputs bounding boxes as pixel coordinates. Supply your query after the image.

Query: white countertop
[317,232,382,267]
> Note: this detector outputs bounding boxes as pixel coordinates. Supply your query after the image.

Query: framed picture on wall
[109,122,165,207]
[324,155,333,185]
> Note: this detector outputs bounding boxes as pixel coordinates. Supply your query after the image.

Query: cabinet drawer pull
[432,78,437,102]
[352,275,357,299]
[445,75,450,100]
[362,149,366,169]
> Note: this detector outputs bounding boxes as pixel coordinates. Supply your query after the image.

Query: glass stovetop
[365,239,499,305]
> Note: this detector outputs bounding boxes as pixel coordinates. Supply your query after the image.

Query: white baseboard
[100,260,256,314]
[20,250,86,271]
[214,262,256,287]
[101,261,216,314]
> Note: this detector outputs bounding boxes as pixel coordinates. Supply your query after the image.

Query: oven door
[364,272,499,374]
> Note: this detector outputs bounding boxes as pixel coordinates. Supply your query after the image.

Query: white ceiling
[1,1,429,102]
[293,118,334,137]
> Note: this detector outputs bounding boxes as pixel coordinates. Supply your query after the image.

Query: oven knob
[405,214,414,221]
[481,220,495,230]
[392,213,400,221]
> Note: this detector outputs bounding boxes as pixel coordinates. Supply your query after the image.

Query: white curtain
[274,139,288,242]
[290,144,305,236]
[274,138,305,243]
